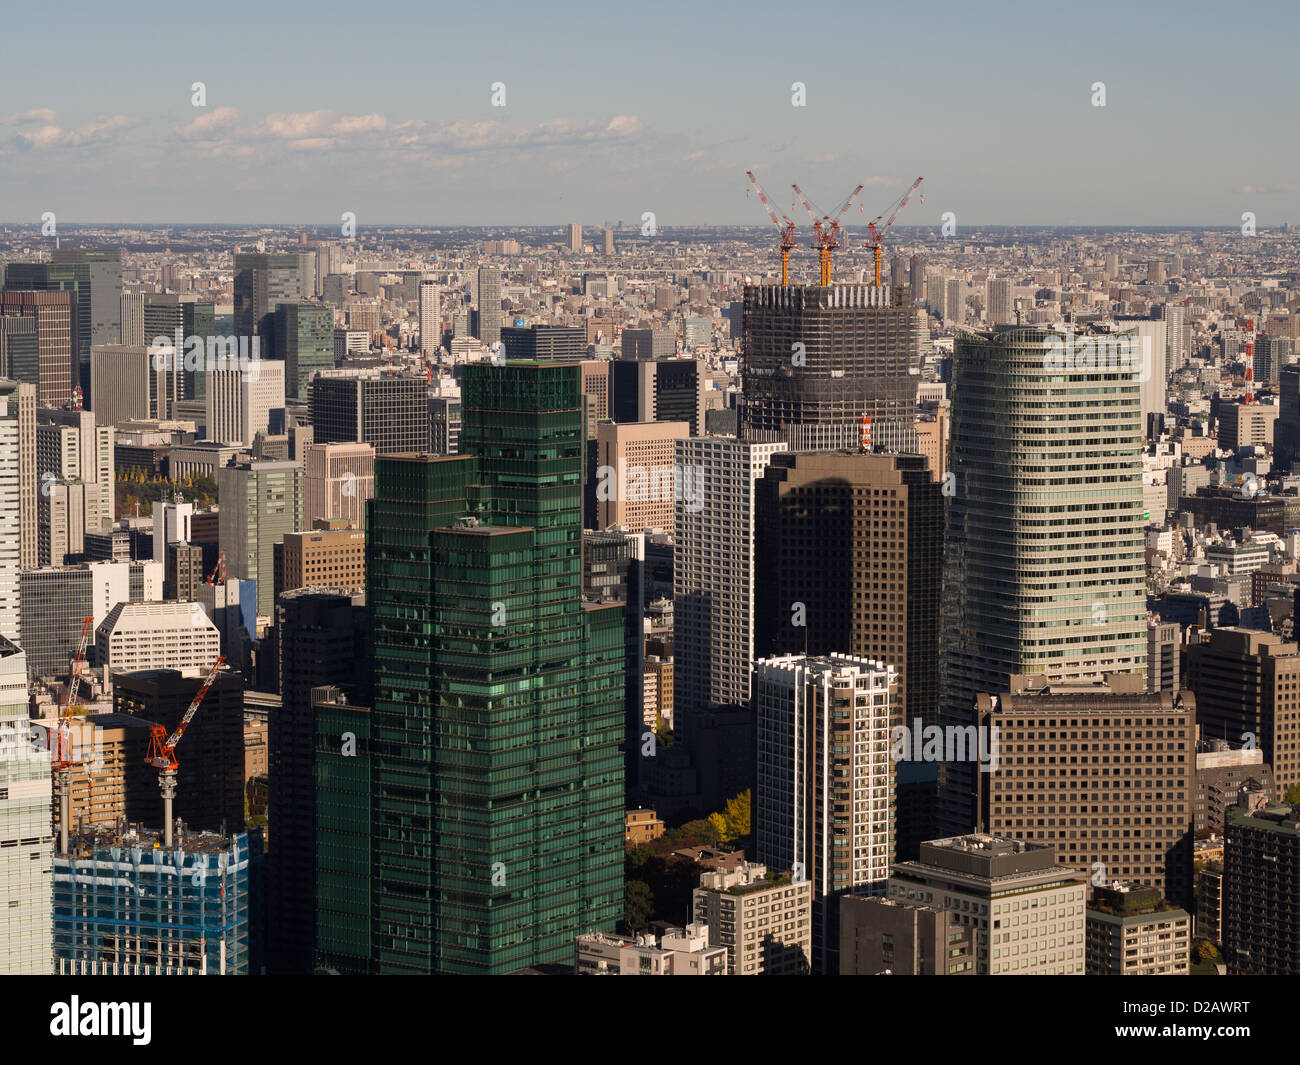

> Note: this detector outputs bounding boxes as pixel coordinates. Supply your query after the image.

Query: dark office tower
[583,528,646,791]
[909,254,926,304]
[1223,787,1300,973]
[234,252,305,340]
[740,282,920,451]
[0,291,73,405]
[313,684,371,974]
[976,675,1196,909]
[0,315,38,389]
[112,668,245,833]
[51,246,122,348]
[271,302,334,399]
[143,295,215,400]
[309,374,430,455]
[1185,628,1300,800]
[365,362,624,973]
[610,357,703,435]
[476,266,502,347]
[269,590,366,975]
[4,261,91,401]
[756,451,942,858]
[939,325,1147,835]
[1277,365,1300,471]
[499,324,586,361]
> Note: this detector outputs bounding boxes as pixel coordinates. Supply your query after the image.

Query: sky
[2,0,1298,226]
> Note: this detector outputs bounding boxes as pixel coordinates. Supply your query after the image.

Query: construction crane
[51,616,93,855]
[865,176,924,286]
[792,181,865,285]
[203,548,226,587]
[145,655,226,849]
[746,170,797,286]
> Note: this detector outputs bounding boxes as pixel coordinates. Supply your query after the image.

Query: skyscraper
[754,653,898,974]
[51,246,122,350]
[269,302,333,400]
[740,283,920,451]
[940,325,1147,832]
[986,278,1011,325]
[364,362,624,973]
[218,458,304,618]
[309,373,429,455]
[269,589,367,975]
[476,266,502,347]
[673,436,785,729]
[0,635,52,974]
[603,227,615,256]
[4,261,92,401]
[567,223,582,252]
[205,360,286,447]
[0,290,73,405]
[304,442,375,528]
[0,380,23,642]
[418,280,440,357]
[233,252,305,340]
[36,407,114,540]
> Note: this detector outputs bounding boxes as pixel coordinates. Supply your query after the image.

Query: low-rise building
[574,923,726,975]
[1085,883,1190,975]
[693,862,812,975]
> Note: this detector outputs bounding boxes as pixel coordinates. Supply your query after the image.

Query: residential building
[1085,883,1190,975]
[692,862,813,974]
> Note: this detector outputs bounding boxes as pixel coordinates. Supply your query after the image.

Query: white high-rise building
[1163,304,1188,374]
[152,497,194,565]
[418,281,441,357]
[673,437,784,731]
[0,636,52,973]
[754,653,898,975]
[0,381,21,643]
[35,407,114,538]
[94,601,222,694]
[205,359,285,447]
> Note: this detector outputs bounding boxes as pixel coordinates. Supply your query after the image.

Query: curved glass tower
[939,325,1147,832]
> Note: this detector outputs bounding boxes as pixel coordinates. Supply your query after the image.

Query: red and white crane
[865,176,924,286]
[792,181,866,285]
[145,655,226,848]
[746,170,798,286]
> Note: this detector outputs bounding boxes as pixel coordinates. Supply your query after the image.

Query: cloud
[1,112,140,151]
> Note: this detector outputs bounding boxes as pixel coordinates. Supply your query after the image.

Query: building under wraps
[53,826,263,974]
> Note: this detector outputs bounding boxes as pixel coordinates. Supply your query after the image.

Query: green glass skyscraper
[361,361,624,974]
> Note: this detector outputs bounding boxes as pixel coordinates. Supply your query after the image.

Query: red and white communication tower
[859,417,873,452]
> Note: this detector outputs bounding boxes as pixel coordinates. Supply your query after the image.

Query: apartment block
[692,862,812,974]
[1085,883,1190,975]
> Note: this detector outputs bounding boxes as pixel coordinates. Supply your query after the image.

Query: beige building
[625,807,664,846]
[889,835,1088,975]
[595,420,690,533]
[304,441,374,528]
[693,862,812,975]
[578,360,609,440]
[276,523,366,599]
[1216,401,1277,451]
[914,408,948,482]
[977,674,1196,908]
[644,654,673,730]
[1085,883,1190,975]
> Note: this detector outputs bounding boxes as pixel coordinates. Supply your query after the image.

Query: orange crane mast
[145,654,226,848]
[792,181,865,285]
[746,170,798,285]
[865,176,924,286]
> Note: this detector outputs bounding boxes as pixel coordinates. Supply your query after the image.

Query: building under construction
[53,824,263,975]
[740,282,922,452]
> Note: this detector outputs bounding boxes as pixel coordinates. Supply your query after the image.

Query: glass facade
[362,362,624,974]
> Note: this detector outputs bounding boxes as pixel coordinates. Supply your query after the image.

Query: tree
[708,811,730,843]
[723,790,752,839]
[1286,784,1300,806]
[626,881,654,934]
